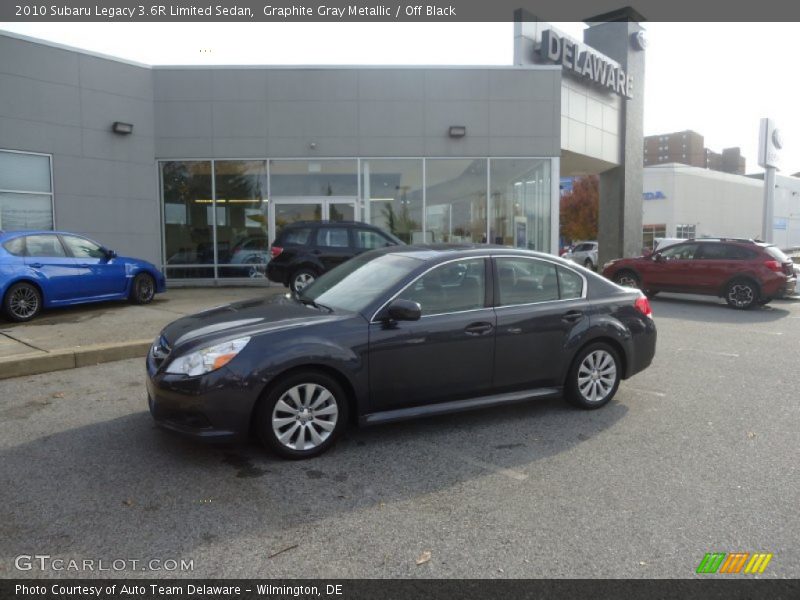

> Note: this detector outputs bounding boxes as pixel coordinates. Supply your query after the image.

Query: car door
[493,257,588,391]
[647,242,700,291]
[60,234,127,298]
[314,226,353,271]
[368,257,495,411]
[22,234,83,302]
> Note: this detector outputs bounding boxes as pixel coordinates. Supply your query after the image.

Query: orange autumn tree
[560,175,599,242]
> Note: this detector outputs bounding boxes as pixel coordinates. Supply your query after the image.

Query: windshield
[301,252,422,313]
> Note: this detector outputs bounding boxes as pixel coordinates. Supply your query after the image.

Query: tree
[560,175,599,242]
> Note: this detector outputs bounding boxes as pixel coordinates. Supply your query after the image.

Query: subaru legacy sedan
[0,231,166,322]
[147,245,657,459]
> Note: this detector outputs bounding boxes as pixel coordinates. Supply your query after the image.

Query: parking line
[678,348,740,358]
[421,442,528,481]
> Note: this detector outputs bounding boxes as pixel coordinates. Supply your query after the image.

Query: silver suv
[565,241,598,270]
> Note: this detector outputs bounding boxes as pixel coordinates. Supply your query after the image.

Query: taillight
[764,260,782,272]
[270,246,283,258]
[634,295,653,318]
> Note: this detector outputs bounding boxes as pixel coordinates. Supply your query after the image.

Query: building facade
[0,13,645,283]
[642,164,800,249]
[644,130,745,175]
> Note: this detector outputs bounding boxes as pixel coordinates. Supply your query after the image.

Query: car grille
[151,335,171,368]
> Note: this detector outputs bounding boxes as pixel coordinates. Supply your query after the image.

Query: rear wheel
[613,270,640,289]
[644,290,659,299]
[130,273,156,304]
[290,268,318,294]
[725,279,758,310]
[565,342,622,409]
[255,370,349,459]
[3,282,42,322]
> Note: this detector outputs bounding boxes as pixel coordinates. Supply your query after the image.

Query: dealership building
[0,9,646,282]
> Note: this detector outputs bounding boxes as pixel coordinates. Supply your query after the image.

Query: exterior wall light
[112,122,133,135]
[448,126,467,138]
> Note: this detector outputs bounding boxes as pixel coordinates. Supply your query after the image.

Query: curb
[0,339,152,380]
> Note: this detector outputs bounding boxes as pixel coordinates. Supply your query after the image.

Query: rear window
[764,246,790,262]
[24,234,67,258]
[279,227,312,246]
[317,227,350,248]
[2,237,25,256]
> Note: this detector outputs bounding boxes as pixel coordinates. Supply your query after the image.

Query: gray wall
[0,34,160,265]
[153,66,561,159]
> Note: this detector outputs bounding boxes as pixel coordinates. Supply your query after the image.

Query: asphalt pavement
[0,293,798,579]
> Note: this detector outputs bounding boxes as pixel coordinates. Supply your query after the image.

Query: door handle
[30,263,43,269]
[464,322,494,336]
[562,310,584,323]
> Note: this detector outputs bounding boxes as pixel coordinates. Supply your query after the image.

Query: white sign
[758,118,782,169]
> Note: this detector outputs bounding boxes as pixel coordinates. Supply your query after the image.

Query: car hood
[161,293,354,350]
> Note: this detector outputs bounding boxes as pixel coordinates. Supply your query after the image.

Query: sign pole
[762,167,775,243]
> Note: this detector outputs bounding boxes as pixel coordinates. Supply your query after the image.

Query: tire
[255,370,349,459]
[756,298,771,306]
[3,282,42,322]
[613,270,640,289]
[130,273,156,305]
[644,290,659,299]
[565,342,622,410]
[290,268,318,294]
[725,279,758,310]
[583,258,594,270]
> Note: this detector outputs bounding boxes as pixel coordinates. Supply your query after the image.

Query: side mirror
[105,248,117,259]
[653,253,664,263]
[386,299,421,322]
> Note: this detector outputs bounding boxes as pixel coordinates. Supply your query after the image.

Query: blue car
[0,231,166,322]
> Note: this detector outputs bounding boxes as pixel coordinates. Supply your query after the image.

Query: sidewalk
[0,286,286,380]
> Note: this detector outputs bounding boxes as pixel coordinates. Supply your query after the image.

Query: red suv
[602,238,796,309]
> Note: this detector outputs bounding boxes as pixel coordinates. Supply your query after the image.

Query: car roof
[374,243,572,263]
[0,230,88,239]
[282,220,377,228]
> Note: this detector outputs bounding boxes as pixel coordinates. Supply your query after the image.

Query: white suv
[565,241,599,270]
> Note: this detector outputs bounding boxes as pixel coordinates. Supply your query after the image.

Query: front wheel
[583,258,594,270]
[725,279,758,310]
[3,282,42,322]
[130,273,156,304]
[565,343,622,410]
[255,371,349,459]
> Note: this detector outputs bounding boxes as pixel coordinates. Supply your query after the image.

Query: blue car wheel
[130,273,156,305]
[3,282,42,322]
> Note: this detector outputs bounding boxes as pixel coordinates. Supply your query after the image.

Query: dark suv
[267,221,403,292]
[601,238,796,309]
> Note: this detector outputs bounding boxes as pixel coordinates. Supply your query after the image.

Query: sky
[1,21,799,174]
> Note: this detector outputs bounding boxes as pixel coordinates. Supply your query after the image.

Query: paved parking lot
[0,293,798,579]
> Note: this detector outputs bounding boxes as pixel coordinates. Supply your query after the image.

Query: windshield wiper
[297,293,333,313]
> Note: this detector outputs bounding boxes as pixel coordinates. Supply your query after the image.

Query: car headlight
[165,337,251,377]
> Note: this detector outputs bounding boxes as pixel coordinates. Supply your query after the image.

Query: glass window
[62,235,105,259]
[161,161,214,276]
[558,266,583,299]
[426,159,487,244]
[398,258,486,315]
[676,224,696,239]
[660,243,699,260]
[2,237,25,256]
[304,253,421,314]
[24,234,66,258]
[496,258,559,305]
[317,227,350,248]
[275,203,322,239]
[214,161,268,277]
[642,224,667,250]
[489,159,552,251]
[281,227,312,246]
[270,160,357,196]
[362,159,423,244]
[354,229,392,249]
[0,150,54,231]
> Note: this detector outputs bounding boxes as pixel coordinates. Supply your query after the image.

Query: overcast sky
[1,21,799,174]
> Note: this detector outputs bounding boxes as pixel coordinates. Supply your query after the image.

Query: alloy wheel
[271,383,339,451]
[616,273,639,288]
[8,286,40,320]
[728,284,754,308]
[293,272,315,292]
[577,350,617,403]
[137,276,154,302]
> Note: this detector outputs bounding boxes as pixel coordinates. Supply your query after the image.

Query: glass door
[269,197,358,244]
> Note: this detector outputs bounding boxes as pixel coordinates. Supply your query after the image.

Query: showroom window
[489,159,551,251]
[361,159,423,244]
[642,224,667,250]
[676,224,696,239]
[0,150,54,231]
[426,159,487,244]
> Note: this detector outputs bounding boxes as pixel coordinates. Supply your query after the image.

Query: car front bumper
[146,350,257,443]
